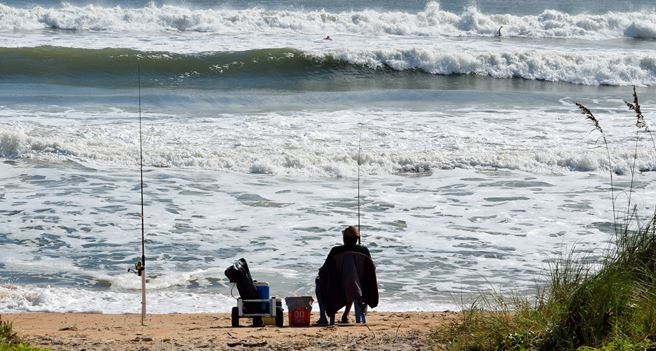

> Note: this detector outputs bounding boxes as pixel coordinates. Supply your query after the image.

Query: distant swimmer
[496,26,503,37]
[323,35,333,41]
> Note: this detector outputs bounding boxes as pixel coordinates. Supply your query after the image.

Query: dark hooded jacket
[318,251,379,316]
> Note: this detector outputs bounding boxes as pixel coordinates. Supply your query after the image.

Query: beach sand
[5,311,458,350]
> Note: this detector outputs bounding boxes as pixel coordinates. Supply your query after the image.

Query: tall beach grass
[430,88,656,351]
[0,316,45,351]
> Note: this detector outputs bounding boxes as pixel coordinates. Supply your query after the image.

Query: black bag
[225,258,260,313]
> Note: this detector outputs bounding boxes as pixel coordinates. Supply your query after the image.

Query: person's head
[342,226,360,245]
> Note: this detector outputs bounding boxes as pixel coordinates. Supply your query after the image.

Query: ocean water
[1,0,655,314]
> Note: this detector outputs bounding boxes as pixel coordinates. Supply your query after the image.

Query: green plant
[0,317,19,346]
[541,90,656,349]
[430,88,656,351]
[0,316,47,351]
[497,331,536,351]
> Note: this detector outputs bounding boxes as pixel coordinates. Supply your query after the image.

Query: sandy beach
[4,311,458,350]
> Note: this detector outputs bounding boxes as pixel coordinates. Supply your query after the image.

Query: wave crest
[0,2,655,40]
[2,46,654,87]
[624,21,656,39]
[0,132,27,159]
[329,48,655,86]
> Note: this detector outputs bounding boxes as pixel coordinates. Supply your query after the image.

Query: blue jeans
[354,301,366,323]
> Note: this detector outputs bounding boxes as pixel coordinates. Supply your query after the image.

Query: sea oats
[625,86,646,130]
[576,102,604,134]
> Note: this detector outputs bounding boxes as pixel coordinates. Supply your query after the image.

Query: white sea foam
[625,20,656,39]
[323,47,656,86]
[0,132,26,158]
[0,284,235,313]
[0,284,459,313]
[0,2,654,40]
[1,106,654,176]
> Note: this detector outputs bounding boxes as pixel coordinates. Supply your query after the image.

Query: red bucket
[288,306,311,327]
[285,296,314,327]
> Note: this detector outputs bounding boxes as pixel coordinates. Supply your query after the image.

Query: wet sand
[5,311,459,350]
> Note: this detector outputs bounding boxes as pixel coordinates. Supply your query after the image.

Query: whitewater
[0,0,655,314]
[1,2,656,85]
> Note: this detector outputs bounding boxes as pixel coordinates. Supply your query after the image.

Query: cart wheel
[231,306,239,327]
[275,306,284,327]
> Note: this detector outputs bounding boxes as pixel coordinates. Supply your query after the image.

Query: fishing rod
[138,63,146,326]
[128,63,146,326]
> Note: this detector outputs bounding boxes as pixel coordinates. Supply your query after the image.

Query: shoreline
[4,311,458,350]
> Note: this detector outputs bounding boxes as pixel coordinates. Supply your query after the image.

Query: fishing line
[128,64,147,325]
[357,128,362,245]
[138,64,147,325]
[137,63,147,326]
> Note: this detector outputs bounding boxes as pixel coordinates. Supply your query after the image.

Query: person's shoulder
[329,244,370,257]
[343,244,370,257]
[359,245,371,257]
[330,245,346,255]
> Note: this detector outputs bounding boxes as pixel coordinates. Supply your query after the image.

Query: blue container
[254,281,270,299]
[254,281,270,312]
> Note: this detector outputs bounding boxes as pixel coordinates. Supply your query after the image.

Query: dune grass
[0,316,47,351]
[430,88,656,351]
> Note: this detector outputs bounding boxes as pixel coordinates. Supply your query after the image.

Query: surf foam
[1,106,654,176]
[325,47,656,86]
[0,2,654,40]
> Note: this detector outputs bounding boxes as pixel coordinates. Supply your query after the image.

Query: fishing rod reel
[128,261,144,276]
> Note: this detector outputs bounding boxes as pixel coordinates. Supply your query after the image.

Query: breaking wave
[1,46,655,87]
[624,20,656,39]
[327,48,656,86]
[2,127,655,177]
[0,2,655,40]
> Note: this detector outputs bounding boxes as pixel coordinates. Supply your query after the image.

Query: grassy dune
[431,88,656,351]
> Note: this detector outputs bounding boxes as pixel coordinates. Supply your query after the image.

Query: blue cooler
[254,281,270,312]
